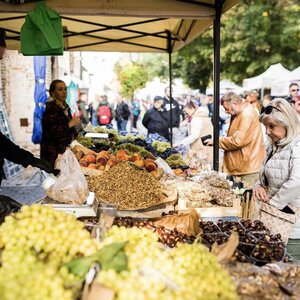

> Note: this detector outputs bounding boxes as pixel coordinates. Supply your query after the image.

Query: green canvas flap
[21,1,63,56]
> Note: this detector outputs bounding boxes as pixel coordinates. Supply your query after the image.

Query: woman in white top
[174,101,213,164]
[253,98,300,262]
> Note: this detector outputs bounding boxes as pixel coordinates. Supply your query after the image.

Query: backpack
[98,105,111,125]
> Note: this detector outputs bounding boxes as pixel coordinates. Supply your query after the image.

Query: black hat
[0,28,6,48]
[154,95,163,102]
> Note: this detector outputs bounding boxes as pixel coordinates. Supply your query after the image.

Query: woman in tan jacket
[174,101,213,164]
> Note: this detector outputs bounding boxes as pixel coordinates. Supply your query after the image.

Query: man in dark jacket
[142,96,169,140]
[0,132,53,223]
[0,28,52,221]
[115,93,130,132]
[162,86,180,128]
[286,83,299,103]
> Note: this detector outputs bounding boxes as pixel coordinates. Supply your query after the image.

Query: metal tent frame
[0,0,239,170]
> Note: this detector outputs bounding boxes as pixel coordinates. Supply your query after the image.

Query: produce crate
[39,192,98,217]
[177,197,242,218]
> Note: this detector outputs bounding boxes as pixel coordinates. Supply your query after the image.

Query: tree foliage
[115,62,148,100]
[221,0,299,84]
[173,0,299,89]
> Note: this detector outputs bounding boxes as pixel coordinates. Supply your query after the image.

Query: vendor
[253,98,300,262]
[0,28,53,221]
[41,80,81,167]
[174,101,213,164]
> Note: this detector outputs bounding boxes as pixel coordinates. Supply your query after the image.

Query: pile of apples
[74,149,161,177]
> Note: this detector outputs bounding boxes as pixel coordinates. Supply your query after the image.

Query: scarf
[49,96,71,119]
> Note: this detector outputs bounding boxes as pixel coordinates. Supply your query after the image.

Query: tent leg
[213,0,223,171]
[167,30,173,146]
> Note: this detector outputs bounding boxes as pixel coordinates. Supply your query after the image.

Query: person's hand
[68,117,81,128]
[205,139,213,146]
[253,185,269,203]
[0,196,22,224]
[173,143,180,148]
[30,157,53,173]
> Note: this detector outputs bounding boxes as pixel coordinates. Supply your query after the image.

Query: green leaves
[65,241,128,279]
[173,0,299,89]
[116,63,148,100]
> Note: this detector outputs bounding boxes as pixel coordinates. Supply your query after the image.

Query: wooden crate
[177,197,242,218]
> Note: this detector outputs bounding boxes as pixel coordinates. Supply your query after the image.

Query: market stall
[3,129,297,299]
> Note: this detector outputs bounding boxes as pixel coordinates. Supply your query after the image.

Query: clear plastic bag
[46,149,89,204]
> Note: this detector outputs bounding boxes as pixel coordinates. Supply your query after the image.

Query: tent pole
[167,30,173,146]
[213,0,223,171]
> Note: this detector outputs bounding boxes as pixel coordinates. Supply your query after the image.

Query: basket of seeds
[87,162,178,213]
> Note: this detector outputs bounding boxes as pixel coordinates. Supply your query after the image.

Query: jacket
[142,107,169,139]
[41,101,76,167]
[181,107,213,163]
[220,103,265,175]
[115,101,130,121]
[162,97,180,128]
[0,132,33,185]
[257,136,300,239]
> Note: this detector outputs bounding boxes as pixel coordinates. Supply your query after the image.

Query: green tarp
[20,1,63,56]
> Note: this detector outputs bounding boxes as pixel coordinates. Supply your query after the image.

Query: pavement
[0,166,46,205]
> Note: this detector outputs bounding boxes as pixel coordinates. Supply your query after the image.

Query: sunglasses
[262,105,282,114]
[291,89,299,92]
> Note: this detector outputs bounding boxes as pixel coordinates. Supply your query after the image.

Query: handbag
[256,201,300,244]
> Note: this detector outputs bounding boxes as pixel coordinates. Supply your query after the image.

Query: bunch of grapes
[145,133,169,144]
[97,226,238,300]
[0,205,100,300]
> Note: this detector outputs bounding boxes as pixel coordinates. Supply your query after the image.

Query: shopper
[115,93,130,132]
[132,98,141,129]
[98,95,113,126]
[88,94,101,126]
[174,101,213,164]
[286,83,299,103]
[41,80,81,167]
[253,98,300,261]
[162,86,180,143]
[142,96,169,140]
[292,96,300,121]
[206,92,265,187]
[76,92,89,125]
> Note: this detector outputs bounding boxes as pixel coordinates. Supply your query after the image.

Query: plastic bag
[46,149,89,204]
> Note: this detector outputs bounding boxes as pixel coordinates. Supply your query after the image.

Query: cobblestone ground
[0,166,46,205]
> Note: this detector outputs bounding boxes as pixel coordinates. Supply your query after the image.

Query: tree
[172,0,299,89]
[115,62,148,100]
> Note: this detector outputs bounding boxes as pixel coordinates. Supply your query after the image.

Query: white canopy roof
[206,79,243,95]
[243,63,291,90]
[0,0,239,53]
[271,66,300,96]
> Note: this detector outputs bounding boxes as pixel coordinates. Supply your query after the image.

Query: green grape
[152,141,172,153]
[97,226,238,300]
[0,205,101,300]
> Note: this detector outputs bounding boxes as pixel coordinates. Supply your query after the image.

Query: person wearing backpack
[98,95,113,126]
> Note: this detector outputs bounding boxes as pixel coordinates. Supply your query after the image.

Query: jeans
[117,119,127,132]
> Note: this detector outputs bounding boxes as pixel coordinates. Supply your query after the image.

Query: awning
[0,0,238,53]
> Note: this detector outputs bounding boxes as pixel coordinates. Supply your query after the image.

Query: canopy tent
[271,66,300,97]
[206,79,243,95]
[0,0,238,53]
[242,63,291,91]
[0,0,239,170]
